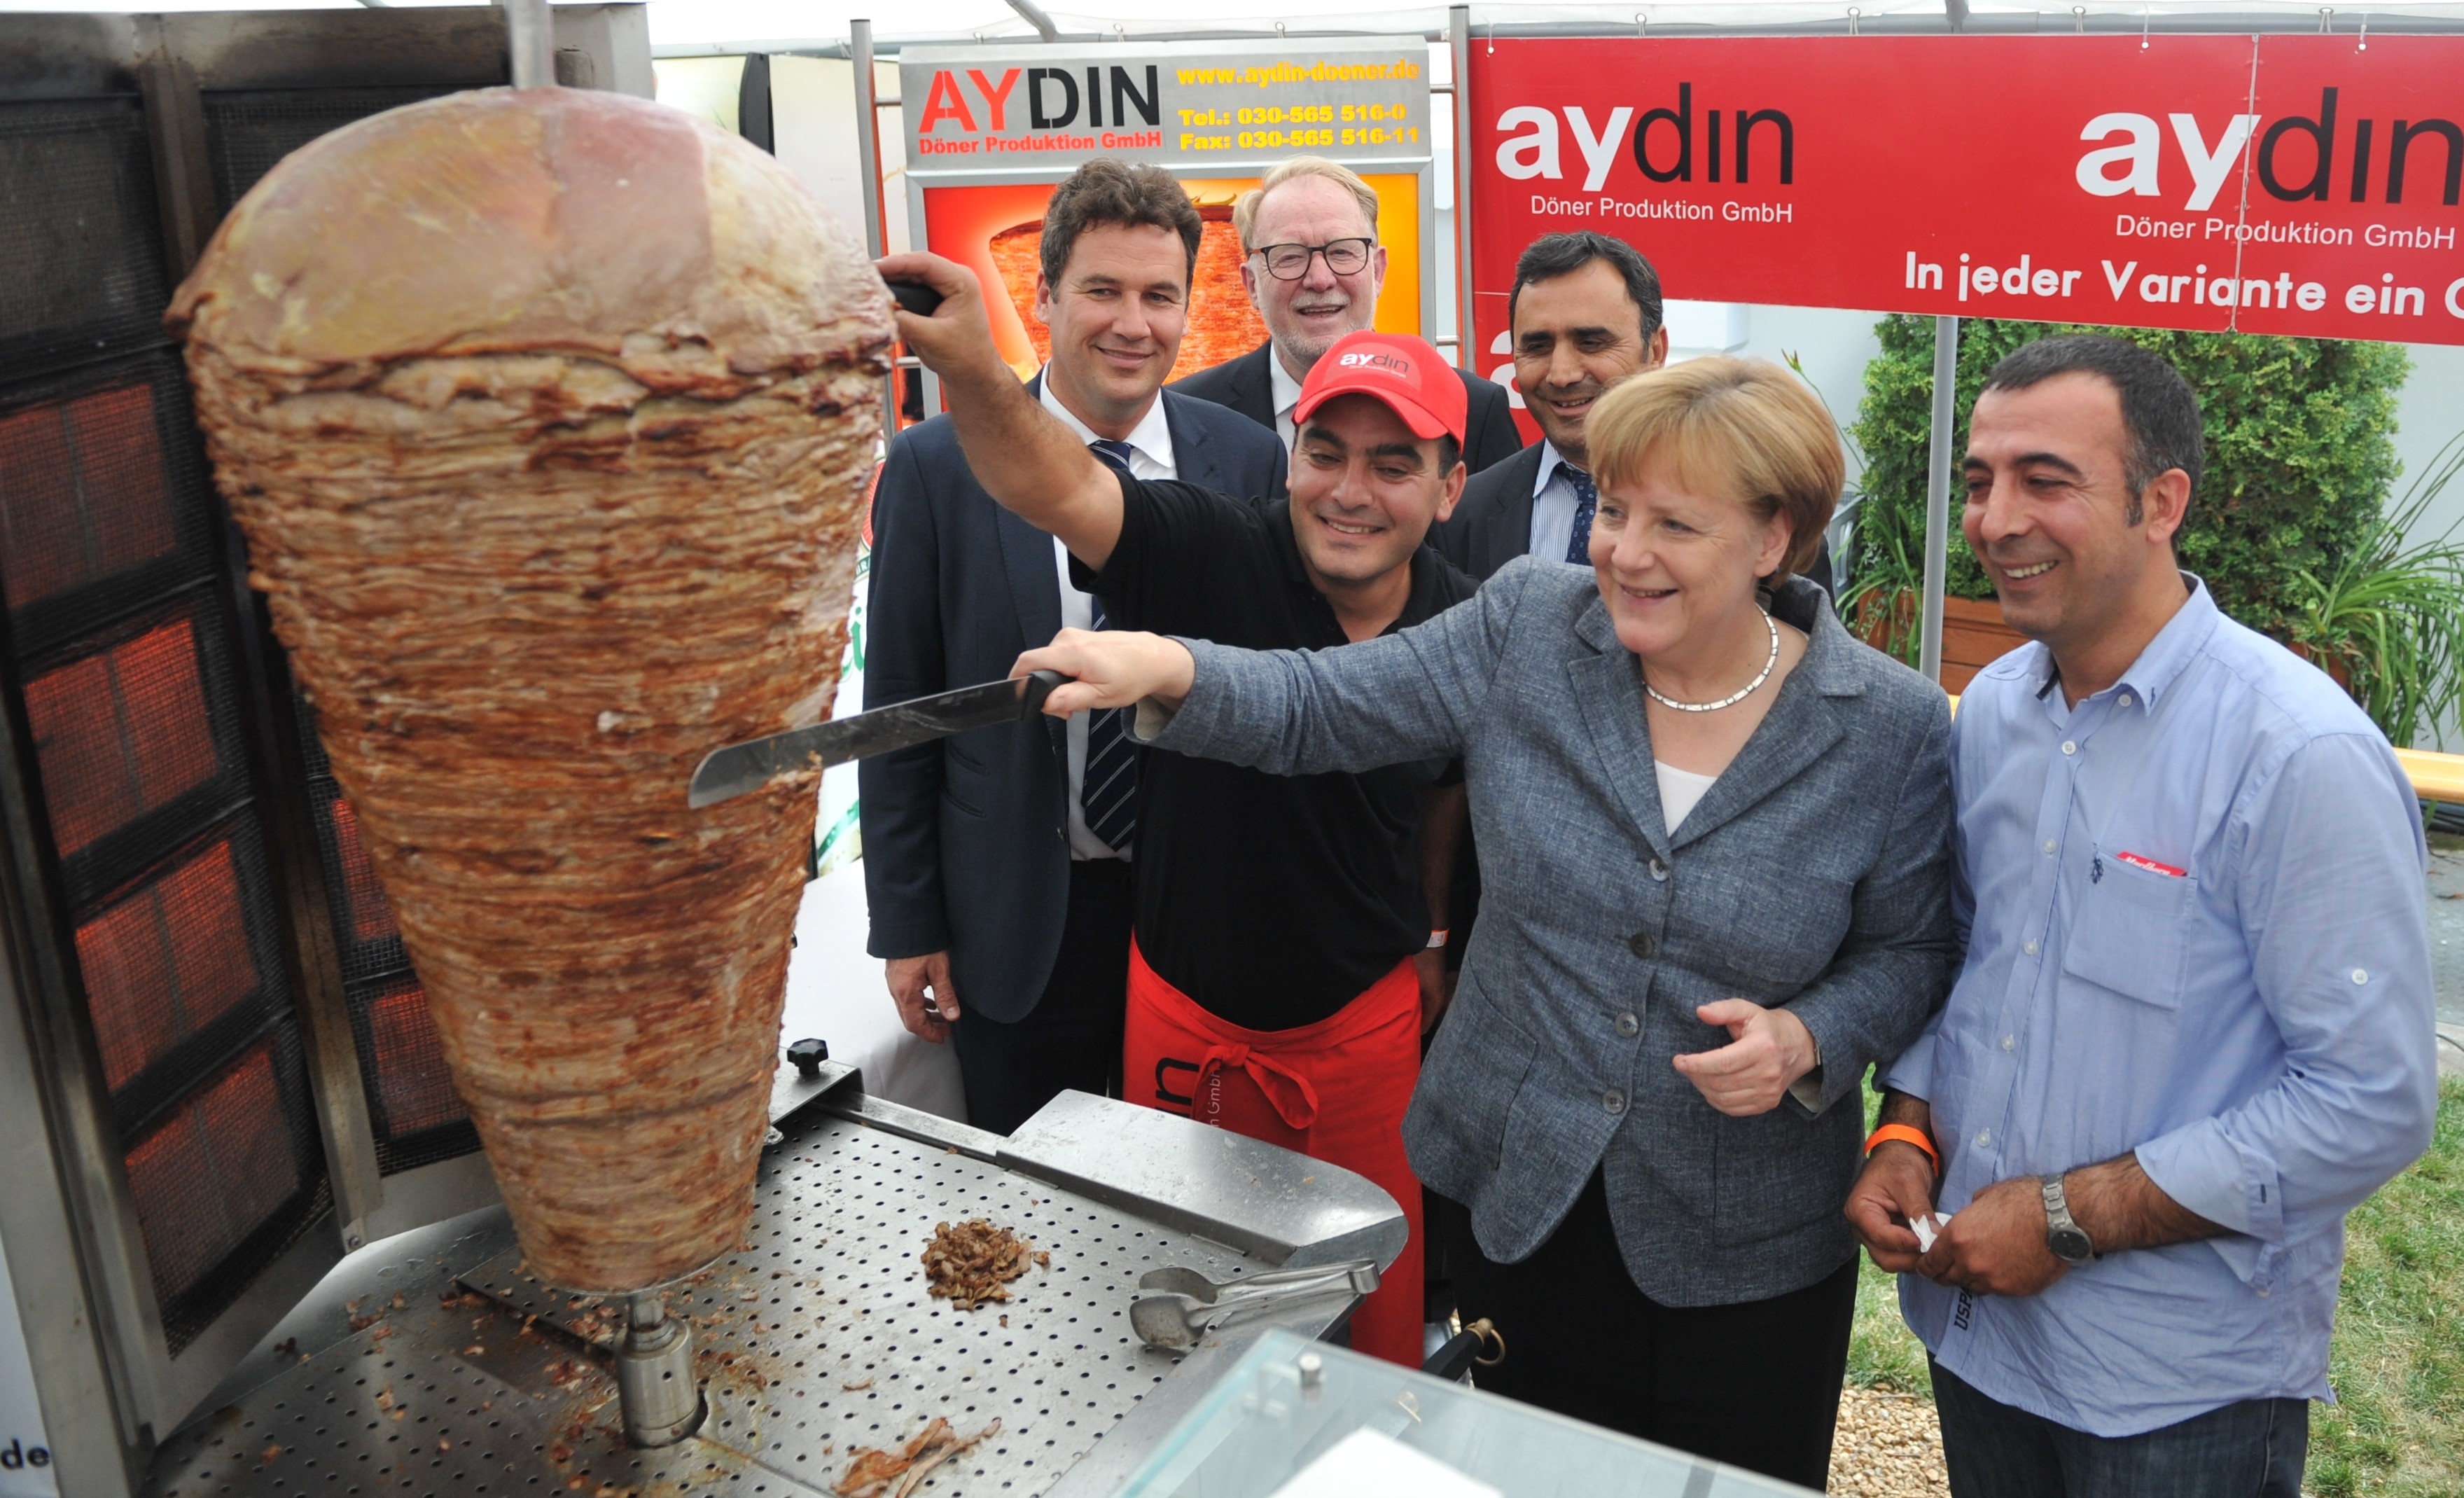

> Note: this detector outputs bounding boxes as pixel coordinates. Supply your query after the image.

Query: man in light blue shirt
[1846,335,2436,1497]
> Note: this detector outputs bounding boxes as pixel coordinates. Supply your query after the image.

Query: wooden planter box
[1858,592,2357,697]
[1853,591,2031,693]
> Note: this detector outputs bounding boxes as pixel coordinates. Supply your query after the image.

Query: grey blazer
[1146,557,1956,1305]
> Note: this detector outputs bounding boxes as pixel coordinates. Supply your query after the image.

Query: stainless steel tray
[144,1073,1407,1498]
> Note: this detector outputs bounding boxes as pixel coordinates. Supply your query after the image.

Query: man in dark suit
[1435,233,1669,580]
[860,160,1287,1135]
[1170,155,1522,474]
[1439,232,1832,589]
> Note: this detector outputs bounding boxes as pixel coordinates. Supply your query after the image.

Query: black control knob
[786,1037,829,1078]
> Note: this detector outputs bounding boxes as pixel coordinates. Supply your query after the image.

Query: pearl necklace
[1644,610,1781,713]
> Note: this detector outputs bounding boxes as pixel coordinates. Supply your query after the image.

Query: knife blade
[688,670,1064,809]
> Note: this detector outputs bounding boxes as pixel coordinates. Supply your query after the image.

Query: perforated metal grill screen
[0,95,328,1359]
[0,356,217,653]
[21,606,237,862]
[298,700,478,1174]
[0,384,176,609]
[203,85,464,213]
[121,1025,327,1351]
[75,834,266,1093]
[0,99,171,377]
[363,978,468,1139]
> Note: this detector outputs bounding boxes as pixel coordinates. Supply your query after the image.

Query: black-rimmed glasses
[1251,237,1374,280]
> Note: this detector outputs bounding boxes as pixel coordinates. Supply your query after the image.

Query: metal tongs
[1129,1258,1381,1350]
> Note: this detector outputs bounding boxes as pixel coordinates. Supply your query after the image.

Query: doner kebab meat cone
[166,88,892,1292]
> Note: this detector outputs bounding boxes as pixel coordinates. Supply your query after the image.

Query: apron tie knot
[1195,1044,1319,1132]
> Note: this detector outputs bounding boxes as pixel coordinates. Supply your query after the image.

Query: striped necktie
[1564,464,1601,564]
[1080,441,1139,854]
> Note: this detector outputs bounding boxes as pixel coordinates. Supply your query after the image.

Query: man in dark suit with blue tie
[1435,233,1669,581]
[860,160,1288,1135]
[1438,232,1830,589]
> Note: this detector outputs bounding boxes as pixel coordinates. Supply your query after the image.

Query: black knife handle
[1019,670,1066,716]
[886,281,945,317]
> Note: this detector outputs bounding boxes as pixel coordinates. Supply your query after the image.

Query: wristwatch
[2042,1174,2097,1265]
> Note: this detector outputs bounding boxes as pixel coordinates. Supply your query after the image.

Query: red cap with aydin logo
[1294,331,1467,447]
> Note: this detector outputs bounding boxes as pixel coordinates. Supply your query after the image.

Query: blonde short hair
[1585,356,1844,581]
[1232,156,1381,252]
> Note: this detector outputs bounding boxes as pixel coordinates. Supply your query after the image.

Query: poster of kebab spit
[1463,34,2464,352]
[900,38,1434,382]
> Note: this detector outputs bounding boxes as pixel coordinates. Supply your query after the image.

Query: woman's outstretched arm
[1015,560,1543,776]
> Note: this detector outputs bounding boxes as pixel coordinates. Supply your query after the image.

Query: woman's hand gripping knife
[1014,628,1198,725]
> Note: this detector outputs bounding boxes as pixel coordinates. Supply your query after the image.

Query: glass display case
[1116,1328,1818,1498]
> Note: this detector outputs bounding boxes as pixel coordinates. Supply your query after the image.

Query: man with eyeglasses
[1172,156,1524,474]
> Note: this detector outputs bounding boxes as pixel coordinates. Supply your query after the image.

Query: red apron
[1122,938,1424,1368]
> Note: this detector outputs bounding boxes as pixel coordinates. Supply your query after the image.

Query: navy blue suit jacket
[858,386,1288,1022]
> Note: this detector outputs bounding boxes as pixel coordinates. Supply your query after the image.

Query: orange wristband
[1865,1123,1940,1172]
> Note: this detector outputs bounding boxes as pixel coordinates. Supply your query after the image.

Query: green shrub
[1848,316,2410,641]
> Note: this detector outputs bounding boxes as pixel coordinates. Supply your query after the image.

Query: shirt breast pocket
[2060,851,2194,1007]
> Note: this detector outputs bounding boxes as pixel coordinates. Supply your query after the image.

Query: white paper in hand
[1267,1428,1502,1498]
[1912,1212,1952,1254]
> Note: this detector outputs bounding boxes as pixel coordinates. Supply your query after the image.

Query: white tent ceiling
[7,0,2464,49]
[642,0,2464,50]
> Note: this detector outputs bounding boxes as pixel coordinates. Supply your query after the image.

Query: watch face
[2049,1226,2095,1265]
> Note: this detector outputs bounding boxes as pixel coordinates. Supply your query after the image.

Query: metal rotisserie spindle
[613,1290,702,1447]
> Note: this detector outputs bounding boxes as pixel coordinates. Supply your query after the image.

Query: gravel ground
[1828,1386,1951,1497]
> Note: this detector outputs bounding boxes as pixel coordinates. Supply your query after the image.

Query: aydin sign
[2078,90,2460,211]
[901,38,1431,173]
[1463,34,2464,351]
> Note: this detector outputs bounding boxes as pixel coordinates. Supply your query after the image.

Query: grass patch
[2309,1080,2464,1497]
[1847,1247,1933,1396]
[1844,1077,2464,1498]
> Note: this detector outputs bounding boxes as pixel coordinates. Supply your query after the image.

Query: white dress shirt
[1267,349,1304,454]
[1526,440,1592,567]
[1038,373,1175,860]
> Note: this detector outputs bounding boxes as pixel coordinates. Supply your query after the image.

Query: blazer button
[1615,1012,1640,1038]
[1602,1088,1628,1115]
[1627,932,1657,959]
[1648,857,1669,882]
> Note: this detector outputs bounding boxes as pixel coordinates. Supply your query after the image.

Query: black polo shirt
[1073,476,1475,1032]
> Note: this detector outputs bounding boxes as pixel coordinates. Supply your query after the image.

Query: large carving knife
[689,670,1064,809]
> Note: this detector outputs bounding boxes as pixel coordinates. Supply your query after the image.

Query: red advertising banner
[1465,34,2464,366]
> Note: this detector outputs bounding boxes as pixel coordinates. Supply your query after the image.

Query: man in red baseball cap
[879,249,1473,1366]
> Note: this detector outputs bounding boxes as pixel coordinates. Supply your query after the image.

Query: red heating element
[0,383,176,610]
[367,980,466,1135]
[122,1041,300,1305]
[22,615,224,856]
[74,837,262,1092]
[328,796,398,945]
